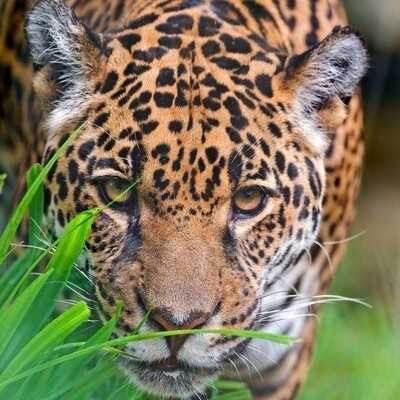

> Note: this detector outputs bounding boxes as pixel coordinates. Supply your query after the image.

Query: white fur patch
[291,29,368,153]
[26,0,91,132]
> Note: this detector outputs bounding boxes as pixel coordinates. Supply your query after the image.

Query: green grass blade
[48,310,120,395]
[0,250,38,305]
[105,327,298,346]
[24,210,96,333]
[0,174,6,194]
[0,301,90,392]
[0,125,82,265]
[59,363,117,400]
[214,380,249,391]
[0,210,95,364]
[0,326,296,389]
[0,269,52,358]
[26,164,44,248]
[212,389,252,400]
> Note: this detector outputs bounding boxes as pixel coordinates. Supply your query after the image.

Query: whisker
[246,343,280,367]
[232,350,252,377]
[312,239,334,274]
[323,230,367,245]
[226,357,241,380]
[237,350,263,379]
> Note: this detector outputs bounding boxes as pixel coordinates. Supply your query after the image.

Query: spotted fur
[0,1,367,399]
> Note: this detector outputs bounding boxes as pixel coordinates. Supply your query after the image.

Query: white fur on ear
[26,0,98,132]
[286,27,368,153]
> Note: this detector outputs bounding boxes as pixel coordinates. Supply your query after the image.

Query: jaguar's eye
[97,178,133,207]
[232,186,268,217]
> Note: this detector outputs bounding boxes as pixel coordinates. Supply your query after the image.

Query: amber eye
[97,178,134,207]
[232,186,268,217]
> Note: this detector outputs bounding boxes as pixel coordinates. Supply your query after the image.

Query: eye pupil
[232,186,267,217]
[97,178,134,208]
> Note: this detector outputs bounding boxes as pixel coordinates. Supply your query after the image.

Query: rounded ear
[282,26,368,153]
[26,0,103,131]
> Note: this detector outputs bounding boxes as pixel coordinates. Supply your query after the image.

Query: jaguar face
[27,1,367,397]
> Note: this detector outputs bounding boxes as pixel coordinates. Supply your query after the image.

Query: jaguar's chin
[119,357,220,399]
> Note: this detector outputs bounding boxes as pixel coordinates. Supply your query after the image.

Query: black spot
[223,96,241,116]
[242,144,254,159]
[163,0,202,11]
[281,186,291,204]
[306,32,318,47]
[156,68,175,86]
[243,0,277,28]
[129,91,152,109]
[287,163,298,180]
[197,157,206,172]
[123,63,151,76]
[97,131,109,147]
[56,172,68,200]
[78,140,95,160]
[293,184,303,208]
[198,16,221,36]
[100,71,118,93]
[141,121,159,134]
[189,149,198,164]
[119,127,133,139]
[177,63,187,76]
[118,147,129,158]
[133,47,167,62]
[220,33,251,54]
[210,56,241,70]
[156,14,194,34]
[228,151,242,183]
[255,74,273,97]
[275,151,286,173]
[118,33,141,51]
[226,127,242,143]
[94,112,110,127]
[128,13,159,29]
[133,107,151,121]
[212,0,247,25]
[268,122,282,138]
[260,139,271,157]
[169,120,183,133]
[68,159,79,183]
[158,35,182,49]
[57,209,65,227]
[201,40,221,57]
[154,92,174,107]
[205,147,218,164]
[151,144,170,158]
[153,169,170,191]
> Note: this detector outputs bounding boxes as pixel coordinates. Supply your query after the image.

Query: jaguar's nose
[150,309,210,357]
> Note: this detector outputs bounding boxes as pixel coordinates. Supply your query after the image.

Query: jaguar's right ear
[280,26,368,153]
[26,0,103,131]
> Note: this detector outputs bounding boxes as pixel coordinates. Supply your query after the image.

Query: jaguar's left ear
[282,26,368,153]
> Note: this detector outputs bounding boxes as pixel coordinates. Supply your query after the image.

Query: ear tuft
[285,26,368,153]
[26,0,101,131]
[27,0,84,73]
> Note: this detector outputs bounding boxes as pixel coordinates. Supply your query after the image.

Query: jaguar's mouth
[120,356,220,398]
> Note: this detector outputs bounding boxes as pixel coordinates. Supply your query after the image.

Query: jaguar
[0,0,367,398]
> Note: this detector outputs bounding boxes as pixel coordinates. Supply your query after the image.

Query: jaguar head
[27,0,367,397]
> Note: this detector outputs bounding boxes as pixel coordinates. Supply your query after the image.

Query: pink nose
[150,309,210,357]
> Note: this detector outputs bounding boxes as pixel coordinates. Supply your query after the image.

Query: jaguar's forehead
[81,11,298,212]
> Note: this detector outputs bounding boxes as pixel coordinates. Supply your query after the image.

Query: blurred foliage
[300,244,400,399]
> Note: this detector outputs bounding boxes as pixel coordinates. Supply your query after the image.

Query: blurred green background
[300,1,400,398]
